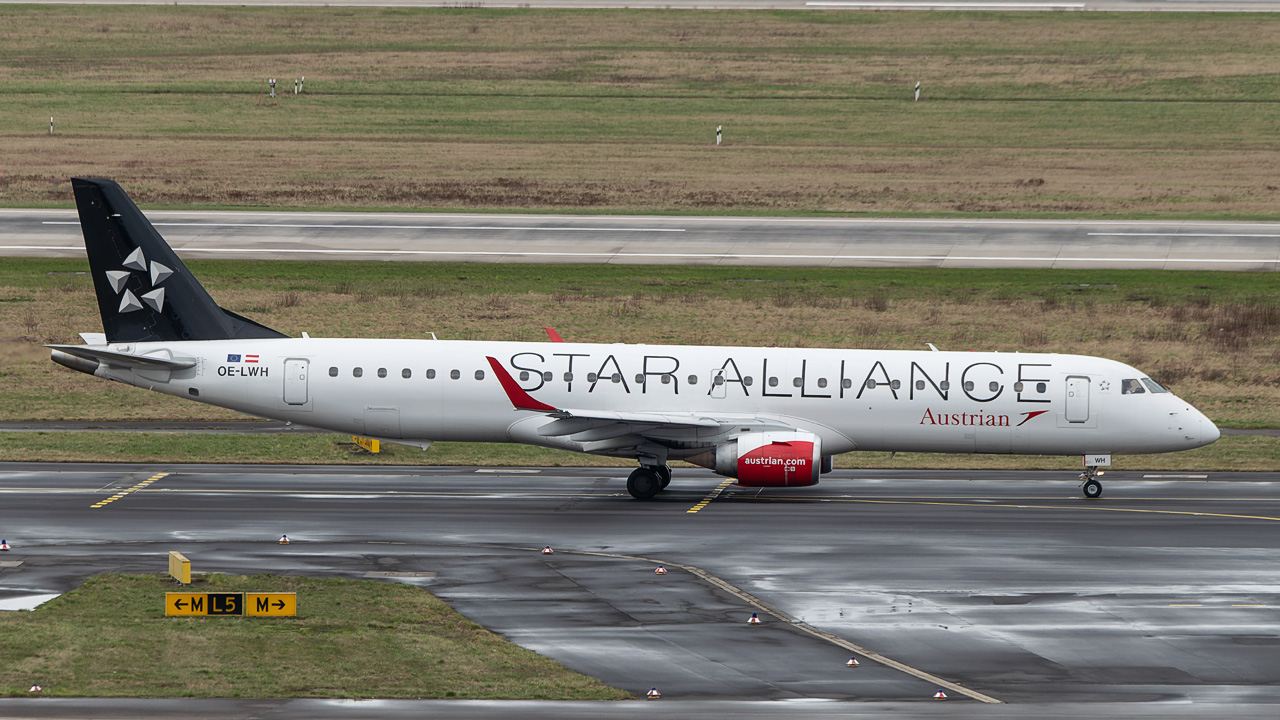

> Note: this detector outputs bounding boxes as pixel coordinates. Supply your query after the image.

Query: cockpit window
[1121,378,1145,395]
[1141,377,1169,394]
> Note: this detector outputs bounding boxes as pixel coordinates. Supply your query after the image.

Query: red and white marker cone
[655,565,667,575]
[646,687,661,700]
[933,689,948,700]
[846,657,860,668]
[278,534,290,545]
[541,545,553,555]
[747,612,761,625]
[28,685,41,693]
[0,539,9,551]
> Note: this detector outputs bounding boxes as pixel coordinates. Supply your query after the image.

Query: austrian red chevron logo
[1017,410,1050,427]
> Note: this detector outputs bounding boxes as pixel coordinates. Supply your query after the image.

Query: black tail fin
[72,178,287,343]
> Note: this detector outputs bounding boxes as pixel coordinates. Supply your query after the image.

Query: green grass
[0,573,631,699]
[3,8,1280,216]
[0,432,1270,472]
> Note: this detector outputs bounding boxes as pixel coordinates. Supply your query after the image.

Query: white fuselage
[94,338,1217,459]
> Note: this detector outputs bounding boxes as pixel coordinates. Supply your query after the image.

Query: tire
[627,467,662,500]
[655,465,672,490]
[1082,478,1102,498]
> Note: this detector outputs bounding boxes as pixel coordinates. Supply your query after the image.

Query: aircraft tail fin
[71,178,287,343]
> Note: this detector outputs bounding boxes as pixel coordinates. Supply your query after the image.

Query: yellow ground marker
[91,472,168,509]
[687,479,734,514]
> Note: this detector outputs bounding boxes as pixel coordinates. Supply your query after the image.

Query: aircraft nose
[1200,414,1221,447]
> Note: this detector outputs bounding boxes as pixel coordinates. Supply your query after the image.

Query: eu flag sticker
[227,354,241,363]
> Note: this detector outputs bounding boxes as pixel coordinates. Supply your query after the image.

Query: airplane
[49,178,1220,500]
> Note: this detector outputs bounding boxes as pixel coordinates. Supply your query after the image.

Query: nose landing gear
[1079,466,1103,498]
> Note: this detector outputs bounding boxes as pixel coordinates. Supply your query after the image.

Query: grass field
[0,573,630,699]
[3,8,1280,216]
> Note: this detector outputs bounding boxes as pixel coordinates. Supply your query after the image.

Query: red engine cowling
[690,431,822,487]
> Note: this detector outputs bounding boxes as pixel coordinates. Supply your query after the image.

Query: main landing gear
[627,465,671,500]
[1079,466,1103,499]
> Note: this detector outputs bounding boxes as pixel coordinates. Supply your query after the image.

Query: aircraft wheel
[1082,478,1102,499]
[656,464,672,490]
[627,467,662,500]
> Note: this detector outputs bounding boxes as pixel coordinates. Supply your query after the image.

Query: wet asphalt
[2,464,1280,717]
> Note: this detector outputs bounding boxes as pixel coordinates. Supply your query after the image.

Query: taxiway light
[655,565,667,575]
[846,657,860,668]
[542,546,554,555]
[28,685,41,693]
[0,539,9,551]
[933,689,948,700]
[279,534,290,545]
[747,612,761,625]
[646,687,661,700]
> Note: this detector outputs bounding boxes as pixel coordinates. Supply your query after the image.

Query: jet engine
[688,431,823,487]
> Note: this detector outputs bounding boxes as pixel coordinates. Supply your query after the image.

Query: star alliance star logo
[104,247,172,314]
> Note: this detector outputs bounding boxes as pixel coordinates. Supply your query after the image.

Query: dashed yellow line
[687,479,735,514]
[90,472,169,509]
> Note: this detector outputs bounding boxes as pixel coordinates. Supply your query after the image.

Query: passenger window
[940,381,951,391]
[353,367,363,378]
[916,380,925,390]
[564,372,573,382]
[891,380,901,390]
[588,373,598,383]
[842,379,852,389]
[329,366,338,377]
[1122,378,1145,395]
[1142,378,1169,394]
[520,371,530,381]
[475,370,485,380]
[713,375,725,386]
[817,378,827,388]
[543,372,553,382]
[866,379,877,389]
[402,368,411,379]
[661,374,672,385]
[611,373,621,383]
[688,375,698,385]
[988,381,999,392]
[743,376,754,387]
[377,368,387,378]
[963,381,974,391]
[1013,382,1024,392]
[768,377,779,387]
[1036,382,1046,393]
[426,369,436,379]
[450,370,460,380]
[635,374,646,384]
[793,377,803,388]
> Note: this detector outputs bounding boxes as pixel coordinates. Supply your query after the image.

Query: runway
[3,464,1280,717]
[3,209,1279,270]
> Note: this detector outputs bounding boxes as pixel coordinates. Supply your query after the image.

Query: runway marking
[1169,604,1204,607]
[90,472,168,508]
[1143,474,1209,479]
[743,496,1280,523]
[687,479,735,514]
[42,221,686,233]
[0,245,1271,265]
[1089,232,1280,238]
[557,546,1002,704]
[1233,604,1269,607]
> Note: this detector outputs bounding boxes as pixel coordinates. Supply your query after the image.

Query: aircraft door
[284,359,309,405]
[710,369,727,399]
[1065,376,1090,423]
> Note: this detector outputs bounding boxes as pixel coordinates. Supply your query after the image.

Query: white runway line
[42,221,685,233]
[1088,232,1280,238]
[807,1,1085,6]
[1,245,1273,264]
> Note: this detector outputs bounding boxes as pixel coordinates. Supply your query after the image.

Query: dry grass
[1,8,1280,216]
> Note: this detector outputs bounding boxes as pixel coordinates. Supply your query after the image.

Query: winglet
[544,327,564,343]
[486,356,558,412]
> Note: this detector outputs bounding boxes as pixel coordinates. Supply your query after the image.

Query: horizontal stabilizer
[46,344,196,371]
